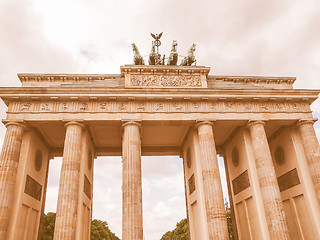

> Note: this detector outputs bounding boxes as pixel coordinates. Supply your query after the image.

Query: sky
[1,0,320,239]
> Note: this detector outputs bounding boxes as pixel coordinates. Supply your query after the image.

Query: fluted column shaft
[0,122,25,239]
[54,122,83,240]
[122,121,143,240]
[248,121,290,239]
[297,120,320,201]
[196,121,229,240]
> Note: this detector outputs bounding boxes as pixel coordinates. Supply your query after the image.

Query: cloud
[44,158,62,213]
[0,0,78,86]
[142,157,186,240]
[92,157,122,236]
[142,156,182,177]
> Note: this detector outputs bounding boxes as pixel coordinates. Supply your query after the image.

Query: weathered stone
[248,121,290,239]
[0,122,25,239]
[297,120,320,202]
[54,122,84,240]
[196,121,229,240]
[0,65,319,239]
[122,121,143,240]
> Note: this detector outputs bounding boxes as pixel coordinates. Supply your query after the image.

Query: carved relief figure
[173,103,182,111]
[167,40,178,65]
[61,103,68,111]
[41,104,49,111]
[21,103,31,111]
[132,43,145,65]
[118,103,127,111]
[244,103,252,111]
[9,101,311,114]
[80,103,88,111]
[137,103,145,111]
[155,103,164,111]
[100,102,107,110]
[180,43,196,66]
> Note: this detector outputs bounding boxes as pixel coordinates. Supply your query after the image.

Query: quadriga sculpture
[180,43,196,66]
[167,40,178,65]
[149,42,157,65]
[148,41,165,65]
[132,43,145,65]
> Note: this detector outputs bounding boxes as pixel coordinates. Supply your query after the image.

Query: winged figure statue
[151,32,163,41]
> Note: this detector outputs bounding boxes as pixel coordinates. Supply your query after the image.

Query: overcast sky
[1,0,320,239]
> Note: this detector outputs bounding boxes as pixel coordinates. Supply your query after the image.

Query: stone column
[122,121,143,240]
[196,121,229,240]
[0,121,26,239]
[248,120,290,239]
[54,122,84,240]
[297,119,320,201]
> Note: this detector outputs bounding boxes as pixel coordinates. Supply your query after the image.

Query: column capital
[296,118,317,127]
[122,120,141,129]
[247,120,267,128]
[64,121,84,129]
[195,120,215,129]
[2,120,27,130]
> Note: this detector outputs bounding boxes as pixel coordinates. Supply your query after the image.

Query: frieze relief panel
[11,101,311,114]
[129,74,203,88]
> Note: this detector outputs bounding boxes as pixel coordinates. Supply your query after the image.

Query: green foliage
[160,203,236,240]
[160,218,189,240]
[225,201,235,240]
[40,212,119,240]
[161,231,174,240]
[91,219,120,240]
[40,212,56,240]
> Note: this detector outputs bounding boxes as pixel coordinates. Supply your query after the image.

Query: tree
[160,218,189,240]
[91,219,120,240]
[225,200,235,240]
[41,212,56,240]
[161,204,236,240]
[40,213,119,240]
[161,231,173,240]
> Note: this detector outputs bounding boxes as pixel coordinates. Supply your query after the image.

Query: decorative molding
[209,76,296,85]
[9,100,311,114]
[120,65,210,76]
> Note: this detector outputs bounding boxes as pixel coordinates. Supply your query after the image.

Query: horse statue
[132,43,145,65]
[167,40,178,65]
[149,42,157,65]
[149,41,165,65]
[180,43,196,66]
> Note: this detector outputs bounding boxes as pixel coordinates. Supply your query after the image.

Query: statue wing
[151,33,156,39]
[159,32,163,38]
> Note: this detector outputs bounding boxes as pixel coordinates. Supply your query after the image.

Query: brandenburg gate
[0,40,320,240]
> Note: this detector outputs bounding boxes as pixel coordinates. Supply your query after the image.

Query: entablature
[0,88,318,106]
